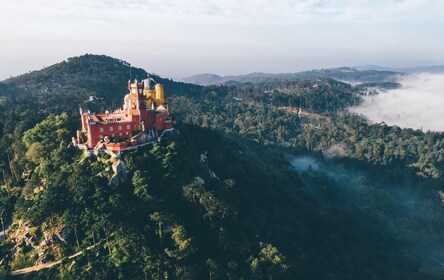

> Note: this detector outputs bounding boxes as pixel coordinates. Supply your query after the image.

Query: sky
[349,73,444,132]
[1,0,444,80]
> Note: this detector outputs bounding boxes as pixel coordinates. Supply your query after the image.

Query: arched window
[100,127,104,132]
[127,125,130,129]
[110,127,113,132]
[118,126,122,130]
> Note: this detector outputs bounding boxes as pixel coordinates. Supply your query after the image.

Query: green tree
[132,170,152,201]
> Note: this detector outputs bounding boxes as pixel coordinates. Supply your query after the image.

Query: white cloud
[349,73,444,131]
[1,0,442,27]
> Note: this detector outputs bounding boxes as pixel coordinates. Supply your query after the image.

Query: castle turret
[155,84,164,105]
[143,78,155,108]
[79,107,90,133]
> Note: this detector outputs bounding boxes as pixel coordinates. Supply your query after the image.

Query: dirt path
[10,244,96,276]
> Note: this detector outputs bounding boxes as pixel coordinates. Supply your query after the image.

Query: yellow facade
[154,84,165,105]
[144,84,165,108]
[143,89,155,99]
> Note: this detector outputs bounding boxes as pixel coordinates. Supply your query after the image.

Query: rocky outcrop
[109,159,128,187]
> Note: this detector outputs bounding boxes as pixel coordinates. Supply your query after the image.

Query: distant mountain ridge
[354,64,444,73]
[183,63,444,86]
[181,67,403,86]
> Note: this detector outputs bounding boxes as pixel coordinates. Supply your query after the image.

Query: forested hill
[1,55,444,279]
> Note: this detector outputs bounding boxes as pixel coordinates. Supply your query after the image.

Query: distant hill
[181,73,223,85]
[181,67,402,86]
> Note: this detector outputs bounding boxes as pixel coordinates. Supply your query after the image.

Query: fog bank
[349,73,444,131]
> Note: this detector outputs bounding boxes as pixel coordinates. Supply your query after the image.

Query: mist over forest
[350,73,444,131]
[290,154,444,267]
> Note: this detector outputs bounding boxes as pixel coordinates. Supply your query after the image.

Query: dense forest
[1,55,444,279]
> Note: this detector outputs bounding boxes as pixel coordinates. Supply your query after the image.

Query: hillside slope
[2,117,433,279]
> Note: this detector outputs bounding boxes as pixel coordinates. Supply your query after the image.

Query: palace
[74,77,174,154]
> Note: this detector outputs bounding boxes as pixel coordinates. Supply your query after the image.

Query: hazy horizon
[1,0,444,80]
[5,54,444,82]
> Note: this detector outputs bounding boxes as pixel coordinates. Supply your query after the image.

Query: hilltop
[0,54,199,113]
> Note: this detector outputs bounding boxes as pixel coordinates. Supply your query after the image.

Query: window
[110,127,113,132]
[118,126,122,130]
[119,133,122,136]
[112,134,115,137]
[127,125,130,129]
[126,132,129,135]
[100,128,104,132]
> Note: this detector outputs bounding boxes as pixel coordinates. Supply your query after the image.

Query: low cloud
[349,73,444,132]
